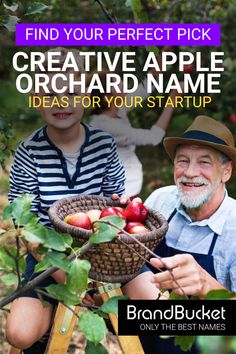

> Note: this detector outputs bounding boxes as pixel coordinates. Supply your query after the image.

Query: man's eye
[200,161,210,164]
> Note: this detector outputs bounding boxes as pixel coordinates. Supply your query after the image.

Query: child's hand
[82,293,96,306]
[82,291,103,306]
[27,242,40,252]
[112,194,142,205]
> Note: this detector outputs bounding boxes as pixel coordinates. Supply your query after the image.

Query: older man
[123,115,236,353]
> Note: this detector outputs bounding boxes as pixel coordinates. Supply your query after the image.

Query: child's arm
[102,139,126,197]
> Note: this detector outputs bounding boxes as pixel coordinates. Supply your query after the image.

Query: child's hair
[36,47,85,73]
[87,69,112,115]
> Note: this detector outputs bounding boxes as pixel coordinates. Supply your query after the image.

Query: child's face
[36,72,84,130]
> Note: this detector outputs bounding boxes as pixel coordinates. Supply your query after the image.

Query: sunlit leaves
[174,336,196,352]
[79,311,106,344]
[66,259,90,293]
[100,296,127,317]
[89,216,125,244]
[204,289,236,300]
[46,284,81,306]
[24,2,48,16]
[85,341,108,354]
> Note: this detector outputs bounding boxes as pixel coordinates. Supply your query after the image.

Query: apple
[126,221,149,234]
[125,221,144,232]
[183,63,194,74]
[228,113,236,123]
[100,207,126,221]
[64,212,92,229]
[86,209,102,223]
[124,201,148,223]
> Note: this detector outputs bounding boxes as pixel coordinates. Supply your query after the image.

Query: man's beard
[176,177,220,209]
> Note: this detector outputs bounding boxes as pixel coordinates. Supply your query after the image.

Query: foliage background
[1,0,236,353]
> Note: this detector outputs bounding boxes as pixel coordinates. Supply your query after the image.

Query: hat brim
[163,137,236,167]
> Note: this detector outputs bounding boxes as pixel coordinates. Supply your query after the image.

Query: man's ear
[222,161,233,183]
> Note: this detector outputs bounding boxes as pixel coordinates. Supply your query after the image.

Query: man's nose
[184,161,199,178]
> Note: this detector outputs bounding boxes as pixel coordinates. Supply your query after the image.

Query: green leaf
[125,0,148,22]
[22,222,72,251]
[2,15,19,32]
[0,248,16,270]
[3,3,19,11]
[85,341,108,354]
[204,289,236,300]
[21,229,43,244]
[3,203,13,220]
[125,0,143,12]
[4,194,35,225]
[78,311,106,344]
[89,216,125,244]
[100,296,127,317]
[34,256,51,273]
[169,292,186,300]
[174,336,196,352]
[67,259,90,293]
[0,247,25,273]
[46,251,71,272]
[1,273,18,286]
[46,284,81,305]
[25,2,48,16]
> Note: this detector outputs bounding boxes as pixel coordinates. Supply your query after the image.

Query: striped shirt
[9,123,125,227]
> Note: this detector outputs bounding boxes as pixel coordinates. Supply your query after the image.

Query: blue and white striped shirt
[9,123,125,227]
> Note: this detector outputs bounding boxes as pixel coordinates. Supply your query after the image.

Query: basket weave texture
[48,195,168,283]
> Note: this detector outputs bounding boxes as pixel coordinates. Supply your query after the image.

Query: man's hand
[150,254,224,298]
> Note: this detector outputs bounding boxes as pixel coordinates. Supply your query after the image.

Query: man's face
[35,72,84,130]
[174,145,232,209]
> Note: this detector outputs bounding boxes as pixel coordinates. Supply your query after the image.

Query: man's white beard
[176,177,220,209]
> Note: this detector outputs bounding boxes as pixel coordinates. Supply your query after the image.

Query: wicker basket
[48,195,168,283]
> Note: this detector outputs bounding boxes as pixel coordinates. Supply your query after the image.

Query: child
[89,69,182,197]
[6,47,125,351]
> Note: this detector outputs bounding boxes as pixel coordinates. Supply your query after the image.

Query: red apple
[124,201,148,223]
[126,222,149,234]
[228,113,236,123]
[125,221,144,232]
[183,63,194,74]
[100,207,126,221]
[64,212,92,229]
[86,209,102,223]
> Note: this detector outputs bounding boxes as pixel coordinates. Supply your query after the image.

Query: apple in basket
[124,201,148,223]
[100,207,126,221]
[64,212,92,229]
[125,221,149,234]
[86,209,102,223]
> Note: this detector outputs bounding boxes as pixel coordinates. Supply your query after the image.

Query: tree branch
[0,241,93,308]
[94,0,116,23]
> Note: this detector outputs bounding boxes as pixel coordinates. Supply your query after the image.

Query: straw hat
[163,116,236,166]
